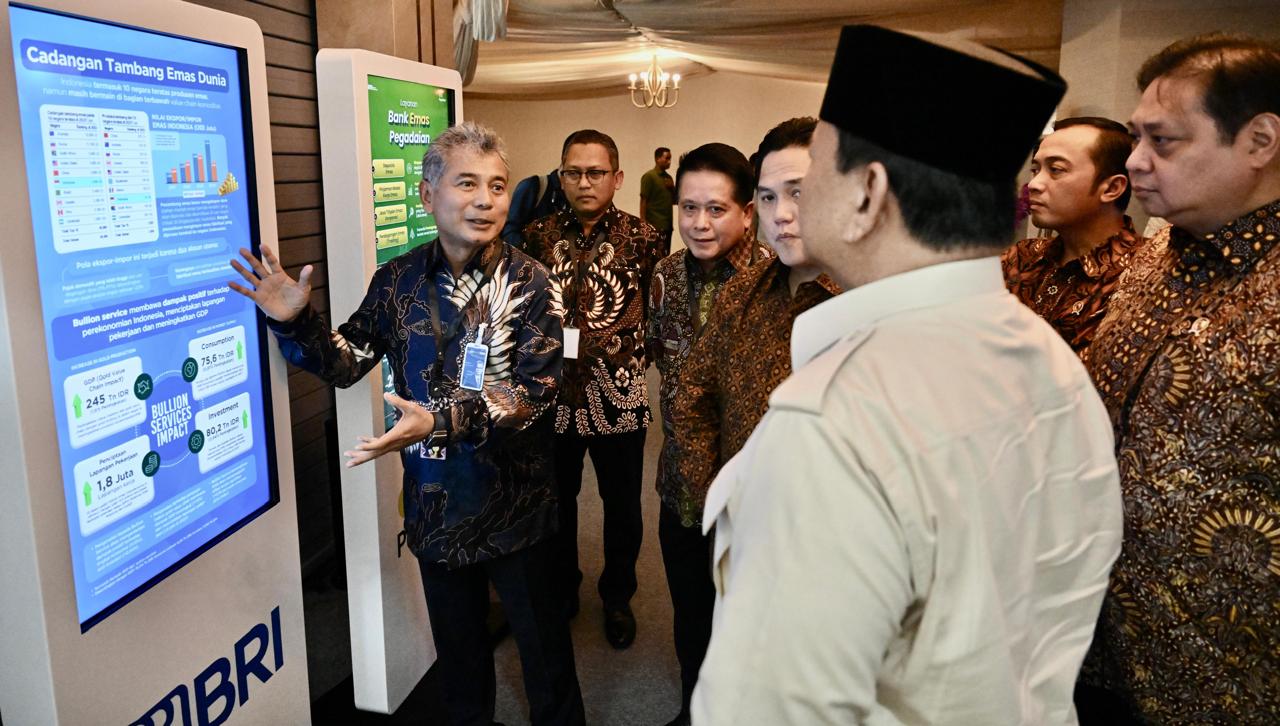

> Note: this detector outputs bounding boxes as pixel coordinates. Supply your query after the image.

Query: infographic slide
[10,5,277,629]
[367,74,454,427]
[367,74,453,266]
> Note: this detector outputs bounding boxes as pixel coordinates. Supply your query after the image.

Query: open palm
[228,245,312,322]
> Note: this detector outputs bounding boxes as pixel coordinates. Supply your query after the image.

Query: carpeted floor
[494,367,681,725]
[306,368,682,725]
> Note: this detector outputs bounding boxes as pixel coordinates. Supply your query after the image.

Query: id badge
[563,327,580,359]
[460,341,488,391]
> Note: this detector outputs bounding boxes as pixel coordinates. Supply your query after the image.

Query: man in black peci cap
[693,26,1124,724]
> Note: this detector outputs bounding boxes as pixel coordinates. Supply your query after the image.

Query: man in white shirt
[693,25,1124,726]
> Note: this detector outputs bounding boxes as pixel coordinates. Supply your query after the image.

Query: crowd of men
[229,23,1280,726]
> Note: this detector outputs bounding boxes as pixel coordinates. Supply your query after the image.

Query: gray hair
[421,121,509,187]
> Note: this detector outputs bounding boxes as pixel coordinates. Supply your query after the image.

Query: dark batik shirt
[669,258,838,527]
[268,239,563,568]
[523,204,664,436]
[1082,199,1280,723]
[647,241,770,513]
[1001,217,1144,356]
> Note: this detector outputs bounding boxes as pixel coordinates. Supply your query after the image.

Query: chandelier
[628,55,680,109]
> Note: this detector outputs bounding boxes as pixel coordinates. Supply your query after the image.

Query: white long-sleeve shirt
[694,257,1123,725]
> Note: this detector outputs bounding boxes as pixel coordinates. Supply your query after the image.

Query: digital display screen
[366,73,454,429]
[9,4,278,630]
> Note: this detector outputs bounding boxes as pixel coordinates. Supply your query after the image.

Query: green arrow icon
[236,341,244,360]
[73,394,83,419]
[242,410,249,429]
[83,481,92,506]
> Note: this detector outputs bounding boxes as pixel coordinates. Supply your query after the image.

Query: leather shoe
[603,604,636,649]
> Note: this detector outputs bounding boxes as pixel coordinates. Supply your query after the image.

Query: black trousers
[1075,683,1143,725]
[552,427,646,608]
[658,504,715,716]
[418,541,585,726]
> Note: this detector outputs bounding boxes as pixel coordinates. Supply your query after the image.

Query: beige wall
[466,71,827,236]
[1060,0,1280,122]
[315,0,453,66]
[1058,0,1279,232]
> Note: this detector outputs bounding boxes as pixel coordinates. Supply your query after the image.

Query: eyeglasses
[559,168,614,184]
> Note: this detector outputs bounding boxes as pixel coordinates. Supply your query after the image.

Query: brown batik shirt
[1082,199,1280,723]
[1001,217,1144,356]
[669,258,839,527]
[523,204,664,436]
[647,241,770,513]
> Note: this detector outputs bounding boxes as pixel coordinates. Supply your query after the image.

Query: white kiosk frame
[315,49,464,715]
[0,1,307,723]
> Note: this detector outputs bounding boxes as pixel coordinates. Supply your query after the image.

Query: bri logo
[130,606,284,726]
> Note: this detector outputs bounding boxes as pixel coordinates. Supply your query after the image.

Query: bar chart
[166,139,220,185]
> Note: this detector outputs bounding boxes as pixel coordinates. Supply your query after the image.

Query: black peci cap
[819,25,1067,183]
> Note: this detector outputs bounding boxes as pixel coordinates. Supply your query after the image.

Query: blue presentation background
[10,5,274,627]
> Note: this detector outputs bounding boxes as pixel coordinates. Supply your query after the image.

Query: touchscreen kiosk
[0,1,306,723]
[316,48,462,714]
[11,2,278,631]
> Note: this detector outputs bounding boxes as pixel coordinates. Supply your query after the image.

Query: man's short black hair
[655,146,671,159]
[835,127,1014,251]
[1138,33,1280,144]
[750,117,817,182]
[561,129,620,170]
[676,143,755,207]
[1052,116,1135,211]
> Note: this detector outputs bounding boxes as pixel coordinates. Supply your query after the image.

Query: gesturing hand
[343,393,437,468]
[228,244,312,322]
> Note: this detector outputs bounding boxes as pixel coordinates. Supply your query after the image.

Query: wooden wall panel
[189,0,337,576]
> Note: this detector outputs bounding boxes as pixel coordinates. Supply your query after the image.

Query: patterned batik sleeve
[265,264,391,389]
[646,262,667,369]
[639,221,664,305]
[670,297,728,526]
[438,262,564,447]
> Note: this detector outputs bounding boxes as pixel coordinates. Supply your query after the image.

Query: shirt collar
[426,237,503,277]
[726,238,760,272]
[1077,216,1138,280]
[683,239,762,280]
[1168,198,1280,277]
[1016,216,1137,281]
[791,256,1006,368]
[558,204,619,245]
[763,258,842,299]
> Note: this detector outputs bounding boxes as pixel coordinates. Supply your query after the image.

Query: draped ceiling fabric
[461,0,1065,99]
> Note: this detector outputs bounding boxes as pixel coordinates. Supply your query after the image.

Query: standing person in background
[1079,33,1280,724]
[695,26,1122,725]
[523,129,664,649]
[641,146,677,255]
[1002,117,1144,357]
[662,116,836,726]
[229,122,584,726]
[502,165,564,252]
[647,141,769,726]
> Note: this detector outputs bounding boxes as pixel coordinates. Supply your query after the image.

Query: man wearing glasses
[524,129,664,649]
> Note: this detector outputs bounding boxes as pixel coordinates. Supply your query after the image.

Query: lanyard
[425,247,501,395]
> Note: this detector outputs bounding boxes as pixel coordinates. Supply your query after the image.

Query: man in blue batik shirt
[229,121,584,726]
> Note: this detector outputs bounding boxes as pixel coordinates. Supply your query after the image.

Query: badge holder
[563,327,580,359]
[460,323,489,392]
